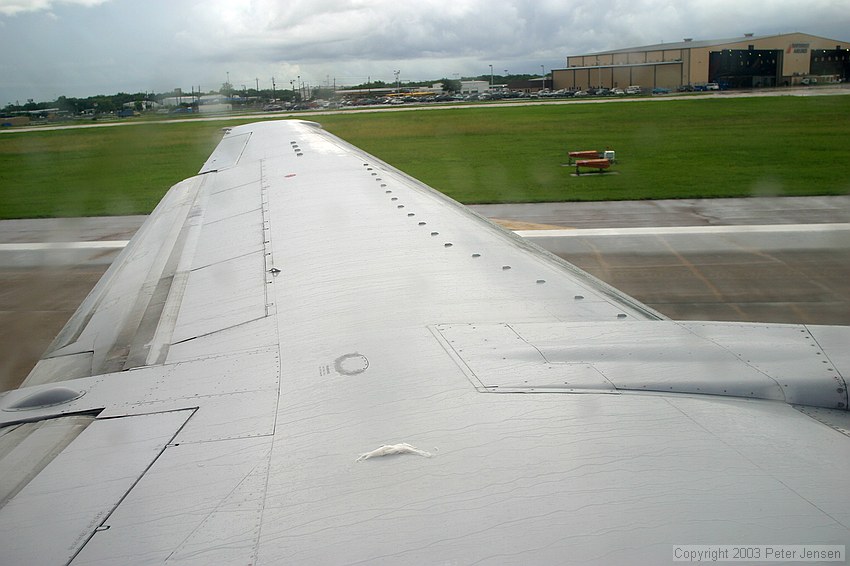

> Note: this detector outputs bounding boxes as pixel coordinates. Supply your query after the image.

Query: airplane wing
[1,119,849,564]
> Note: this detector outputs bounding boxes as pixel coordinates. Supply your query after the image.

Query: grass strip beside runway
[1,95,848,218]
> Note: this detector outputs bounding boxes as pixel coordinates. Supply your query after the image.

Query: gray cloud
[1,0,848,103]
[0,0,107,16]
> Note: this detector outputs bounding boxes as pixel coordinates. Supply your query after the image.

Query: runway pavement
[469,195,850,228]
[2,197,849,392]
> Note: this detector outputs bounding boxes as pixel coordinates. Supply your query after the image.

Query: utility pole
[489,64,494,88]
[541,65,545,91]
[255,78,259,93]
[271,77,276,101]
[394,70,401,93]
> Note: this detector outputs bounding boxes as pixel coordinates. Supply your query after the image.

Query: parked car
[706,82,720,90]
[611,88,625,95]
[652,87,671,94]
[677,84,695,92]
[625,85,642,94]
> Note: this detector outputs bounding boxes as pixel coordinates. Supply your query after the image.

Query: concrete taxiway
[2,197,849,392]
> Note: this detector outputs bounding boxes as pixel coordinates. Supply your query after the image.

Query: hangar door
[709,49,781,88]
[811,49,850,82]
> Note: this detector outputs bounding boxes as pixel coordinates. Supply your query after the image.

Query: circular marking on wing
[334,353,370,376]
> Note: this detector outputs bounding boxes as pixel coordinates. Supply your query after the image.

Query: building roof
[584,32,843,56]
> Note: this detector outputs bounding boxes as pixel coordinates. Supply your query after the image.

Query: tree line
[2,73,546,115]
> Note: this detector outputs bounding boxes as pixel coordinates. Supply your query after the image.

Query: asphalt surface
[2,196,849,392]
[469,195,850,228]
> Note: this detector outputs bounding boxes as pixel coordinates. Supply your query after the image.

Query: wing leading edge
[0,119,848,565]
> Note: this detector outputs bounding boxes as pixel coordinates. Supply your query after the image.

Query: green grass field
[1,95,849,218]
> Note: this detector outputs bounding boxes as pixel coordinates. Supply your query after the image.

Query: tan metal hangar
[553,32,849,91]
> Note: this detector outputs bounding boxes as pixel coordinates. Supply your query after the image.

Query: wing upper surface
[1,120,849,565]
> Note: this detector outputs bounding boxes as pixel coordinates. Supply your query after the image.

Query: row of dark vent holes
[284,148,622,315]
[291,148,842,365]
[361,162,504,266]
[283,144,624,315]
[359,162,622,314]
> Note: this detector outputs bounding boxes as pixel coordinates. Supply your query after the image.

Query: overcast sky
[1,0,848,104]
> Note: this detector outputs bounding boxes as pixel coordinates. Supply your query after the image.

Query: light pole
[489,64,493,88]
[541,65,545,92]
[394,70,401,93]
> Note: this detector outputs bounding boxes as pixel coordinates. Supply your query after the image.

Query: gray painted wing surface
[1,120,849,565]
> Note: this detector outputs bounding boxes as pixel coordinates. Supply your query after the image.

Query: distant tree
[438,78,462,93]
[56,96,83,114]
[349,79,388,90]
[311,87,336,100]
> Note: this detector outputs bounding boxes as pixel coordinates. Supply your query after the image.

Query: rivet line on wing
[362,161,549,289]
[260,159,277,314]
